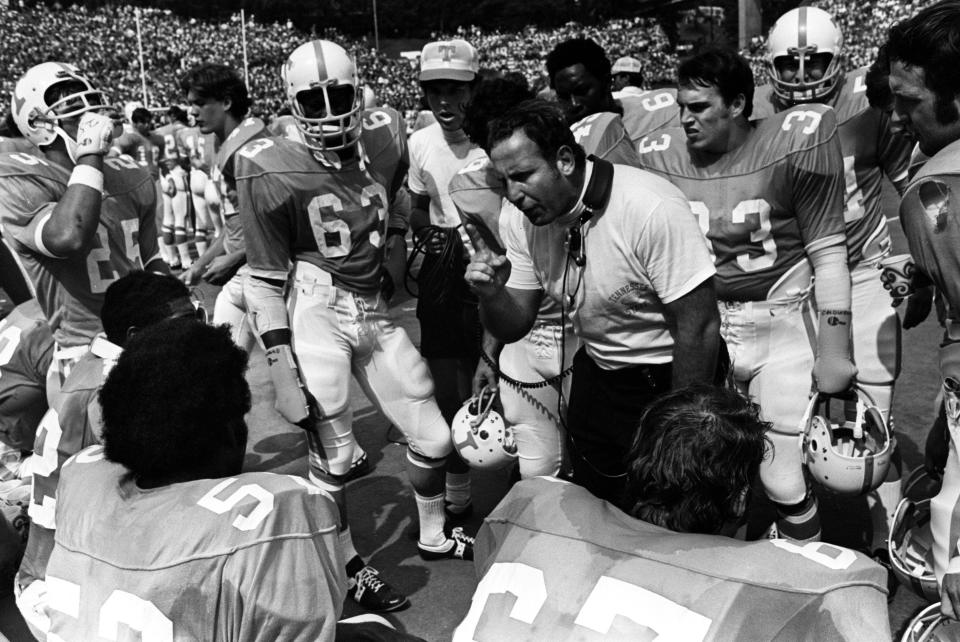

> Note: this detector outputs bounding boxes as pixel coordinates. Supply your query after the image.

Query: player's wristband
[387,226,407,239]
[67,165,104,193]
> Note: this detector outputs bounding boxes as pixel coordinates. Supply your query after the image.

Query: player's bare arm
[663,277,720,387]
[41,112,115,256]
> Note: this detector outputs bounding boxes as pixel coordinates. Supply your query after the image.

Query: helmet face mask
[12,62,111,157]
[766,6,844,103]
[889,468,942,602]
[902,602,960,641]
[283,40,363,153]
[801,388,895,495]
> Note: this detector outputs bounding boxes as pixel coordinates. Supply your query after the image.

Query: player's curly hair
[678,48,755,119]
[463,76,533,151]
[179,63,251,120]
[100,271,191,346]
[546,38,611,88]
[487,99,585,168]
[625,385,770,535]
[887,0,960,125]
[100,319,251,484]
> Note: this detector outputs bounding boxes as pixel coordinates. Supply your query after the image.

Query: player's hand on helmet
[74,111,116,158]
[812,355,857,394]
[942,573,960,620]
[463,223,511,299]
[902,285,934,329]
[179,264,203,286]
[472,359,498,398]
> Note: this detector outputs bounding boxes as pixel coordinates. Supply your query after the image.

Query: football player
[456,76,640,479]
[238,40,472,613]
[545,38,679,148]
[637,48,855,543]
[757,6,914,559]
[176,112,214,256]
[407,39,487,520]
[15,271,196,638]
[178,63,266,353]
[886,0,960,620]
[154,105,192,268]
[453,385,891,640]
[40,319,417,641]
[0,299,54,479]
[1,62,165,404]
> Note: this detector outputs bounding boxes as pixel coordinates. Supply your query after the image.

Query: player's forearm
[42,156,105,256]
[194,233,227,269]
[479,290,536,344]
[482,329,505,361]
[811,243,856,392]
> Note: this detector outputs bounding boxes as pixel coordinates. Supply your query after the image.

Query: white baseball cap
[612,56,643,74]
[419,39,479,82]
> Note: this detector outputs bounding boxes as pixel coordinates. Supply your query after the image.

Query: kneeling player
[455,386,891,640]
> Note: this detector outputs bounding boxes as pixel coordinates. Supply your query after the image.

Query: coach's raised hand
[463,223,511,299]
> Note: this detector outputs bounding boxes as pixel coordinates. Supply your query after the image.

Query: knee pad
[760,430,808,505]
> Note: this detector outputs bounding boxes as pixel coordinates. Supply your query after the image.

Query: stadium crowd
[4,0,960,639]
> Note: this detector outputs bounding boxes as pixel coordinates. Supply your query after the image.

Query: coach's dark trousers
[565,346,672,509]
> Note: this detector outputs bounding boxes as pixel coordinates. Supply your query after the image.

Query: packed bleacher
[0,4,674,119]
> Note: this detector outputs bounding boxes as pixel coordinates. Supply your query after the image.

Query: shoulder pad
[0,151,69,182]
[219,117,268,169]
[234,135,313,179]
[101,155,153,195]
[761,103,838,151]
[750,83,779,121]
[831,68,870,122]
[360,107,404,161]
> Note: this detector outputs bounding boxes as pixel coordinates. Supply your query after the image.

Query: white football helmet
[451,385,517,470]
[801,387,895,495]
[889,468,943,603]
[766,6,844,103]
[901,603,960,641]
[283,40,363,153]
[11,62,111,157]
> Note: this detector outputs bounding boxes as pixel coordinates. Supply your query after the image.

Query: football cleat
[282,40,363,153]
[418,526,475,561]
[766,6,844,103]
[347,565,409,612]
[344,450,372,483]
[12,62,113,160]
[901,602,960,641]
[801,387,895,495]
[889,468,943,603]
[451,385,517,470]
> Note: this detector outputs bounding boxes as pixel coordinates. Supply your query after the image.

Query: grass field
[0,187,947,641]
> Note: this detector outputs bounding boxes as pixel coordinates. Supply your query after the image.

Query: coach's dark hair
[100,271,191,346]
[625,385,770,535]
[678,48,755,119]
[100,319,251,484]
[463,76,534,151]
[546,38,611,88]
[886,0,960,124]
[865,45,894,113]
[488,99,586,167]
[180,63,251,120]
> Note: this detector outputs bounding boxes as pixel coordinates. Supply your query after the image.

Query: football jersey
[637,104,846,301]
[571,112,642,167]
[0,136,38,154]
[111,129,162,180]
[154,121,186,173]
[754,68,913,265]
[268,114,302,143]
[237,136,397,294]
[20,336,118,596]
[213,117,268,256]
[619,88,681,148]
[45,447,345,642]
[359,106,409,204]
[0,299,54,451]
[455,477,890,641]
[0,151,161,347]
[176,125,207,173]
[899,136,960,321]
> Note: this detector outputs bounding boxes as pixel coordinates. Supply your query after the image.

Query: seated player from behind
[42,319,416,641]
[454,385,891,640]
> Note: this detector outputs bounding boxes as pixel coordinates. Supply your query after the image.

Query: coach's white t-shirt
[502,162,715,369]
